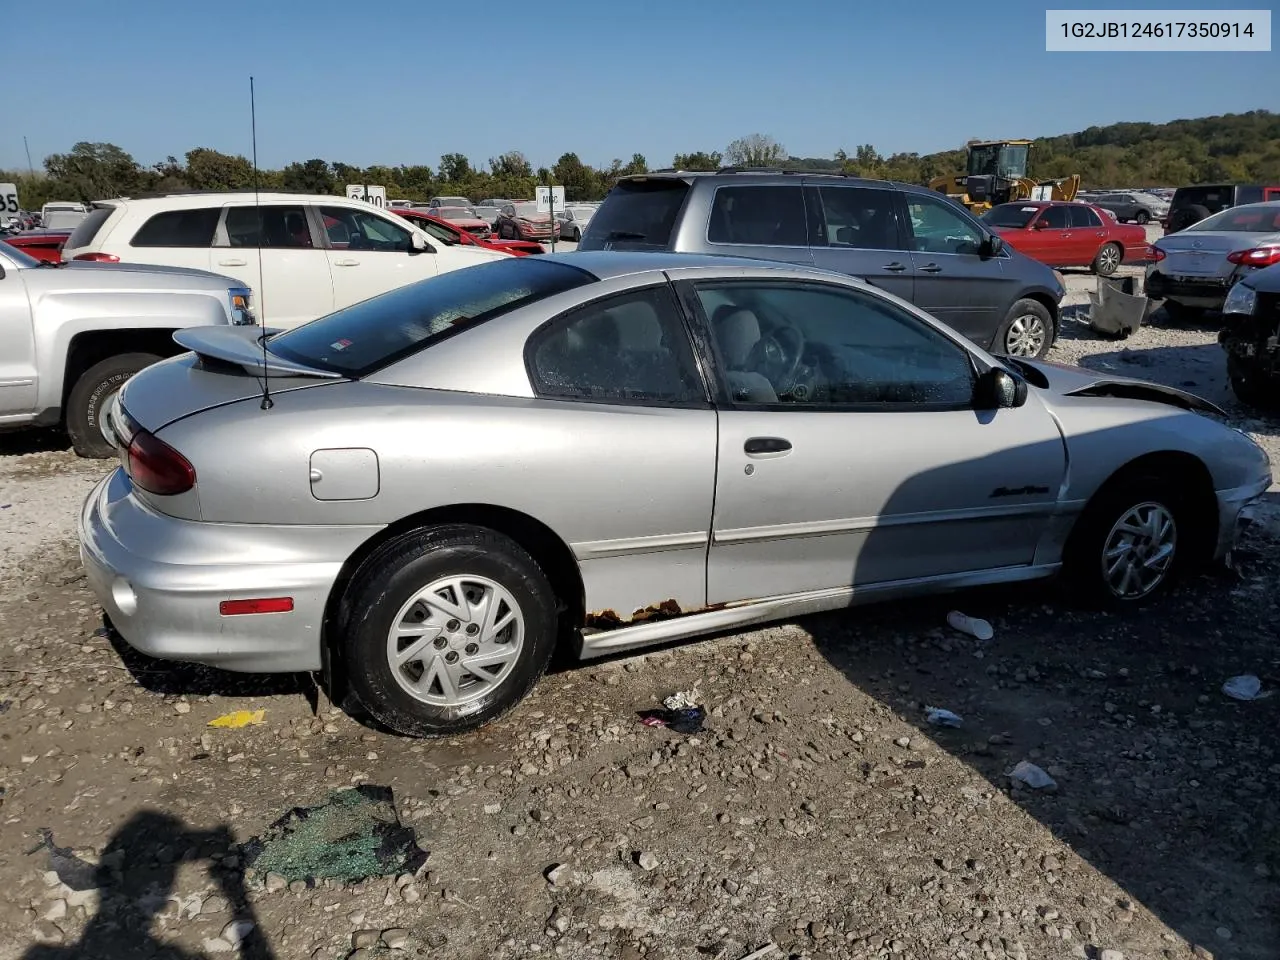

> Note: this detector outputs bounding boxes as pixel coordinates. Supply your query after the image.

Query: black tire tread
[66,352,162,459]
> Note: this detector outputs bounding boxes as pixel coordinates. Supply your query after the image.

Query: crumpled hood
[1007,357,1225,416]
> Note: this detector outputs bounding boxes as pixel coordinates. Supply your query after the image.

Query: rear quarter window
[131,208,221,247]
[65,206,115,250]
[578,180,690,251]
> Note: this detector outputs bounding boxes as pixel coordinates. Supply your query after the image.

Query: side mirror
[410,233,434,254]
[1032,219,1048,230]
[974,367,1028,410]
[985,233,1004,255]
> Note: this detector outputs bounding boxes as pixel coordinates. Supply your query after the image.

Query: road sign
[535,185,565,215]
[345,184,387,208]
[0,183,19,220]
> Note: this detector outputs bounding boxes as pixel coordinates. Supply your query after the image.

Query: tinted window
[1187,205,1280,233]
[270,258,595,378]
[578,179,689,250]
[320,206,413,251]
[708,185,807,247]
[130,208,221,247]
[528,287,703,404]
[65,206,114,249]
[418,219,459,245]
[1173,186,1230,213]
[222,206,314,248]
[696,281,974,407]
[983,204,1039,228]
[903,193,984,255]
[815,187,902,250]
[1069,206,1102,228]
[1039,206,1070,229]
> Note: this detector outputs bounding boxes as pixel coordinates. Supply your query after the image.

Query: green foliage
[4,112,1276,216]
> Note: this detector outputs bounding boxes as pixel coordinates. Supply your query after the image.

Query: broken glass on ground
[240,785,427,884]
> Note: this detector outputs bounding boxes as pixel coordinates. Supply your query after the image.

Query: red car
[982,201,1150,276]
[2,229,71,263]
[393,209,544,257]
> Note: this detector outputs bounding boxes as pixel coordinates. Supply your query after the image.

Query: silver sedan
[80,253,1272,737]
[1147,201,1280,320]
[557,205,596,241]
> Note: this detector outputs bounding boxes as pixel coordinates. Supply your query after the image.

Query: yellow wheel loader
[928,140,1081,216]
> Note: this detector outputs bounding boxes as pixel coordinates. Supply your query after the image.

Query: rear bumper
[1144,269,1234,308]
[79,470,381,673]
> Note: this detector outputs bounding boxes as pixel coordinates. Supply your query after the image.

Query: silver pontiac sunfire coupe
[80,252,1272,737]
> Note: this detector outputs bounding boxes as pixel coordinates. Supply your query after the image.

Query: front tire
[340,525,557,737]
[572,227,581,242]
[1226,355,1275,409]
[66,352,162,459]
[1064,477,1190,607]
[996,299,1054,358]
[1093,242,1121,277]
[1135,210,1150,225]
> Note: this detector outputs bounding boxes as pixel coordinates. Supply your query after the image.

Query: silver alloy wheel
[1004,314,1047,357]
[386,574,524,706]
[1101,501,1177,600]
[1098,245,1120,273]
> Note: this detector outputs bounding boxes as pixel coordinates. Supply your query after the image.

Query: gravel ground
[1,239,1278,960]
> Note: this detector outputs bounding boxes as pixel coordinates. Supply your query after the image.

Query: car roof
[618,170,932,193]
[93,192,391,211]
[535,249,856,281]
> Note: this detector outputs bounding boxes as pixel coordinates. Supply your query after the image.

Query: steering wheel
[746,323,806,395]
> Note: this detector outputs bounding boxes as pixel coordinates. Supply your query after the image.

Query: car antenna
[250,75,272,410]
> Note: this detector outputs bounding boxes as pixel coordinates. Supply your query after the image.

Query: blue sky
[7,0,1273,173]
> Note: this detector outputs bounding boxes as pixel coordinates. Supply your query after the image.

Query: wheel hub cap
[1005,315,1046,357]
[1101,502,1177,600]
[1101,247,1118,270]
[386,575,524,706]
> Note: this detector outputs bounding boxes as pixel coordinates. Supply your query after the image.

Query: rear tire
[572,227,581,242]
[1064,475,1193,608]
[1092,242,1121,277]
[1169,203,1210,232]
[66,352,162,459]
[1135,210,1150,225]
[340,524,558,737]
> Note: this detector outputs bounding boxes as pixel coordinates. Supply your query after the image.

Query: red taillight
[1227,246,1280,267]
[219,598,294,616]
[127,429,196,496]
[73,252,120,262]
[1149,247,1167,262]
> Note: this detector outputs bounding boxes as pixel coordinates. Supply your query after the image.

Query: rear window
[1172,186,1232,214]
[578,179,690,251]
[65,206,115,250]
[131,208,221,247]
[1186,205,1280,233]
[268,257,596,378]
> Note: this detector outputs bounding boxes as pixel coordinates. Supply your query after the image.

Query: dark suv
[579,171,1066,358]
[1168,183,1280,233]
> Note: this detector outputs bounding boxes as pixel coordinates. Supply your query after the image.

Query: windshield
[437,207,474,219]
[966,144,1028,179]
[0,241,42,268]
[269,257,596,378]
[983,204,1039,228]
[1186,204,1280,233]
[568,207,595,219]
[514,203,539,218]
[997,144,1028,179]
[966,145,998,176]
[437,198,468,207]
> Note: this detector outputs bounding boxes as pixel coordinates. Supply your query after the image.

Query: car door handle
[744,437,792,456]
[918,263,942,273]
[882,261,907,273]
[217,258,247,267]
[333,259,360,267]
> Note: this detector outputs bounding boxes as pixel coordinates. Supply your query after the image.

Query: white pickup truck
[0,240,255,457]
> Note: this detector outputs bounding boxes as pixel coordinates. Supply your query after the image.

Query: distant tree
[672,150,722,171]
[44,142,145,200]
[185,148,254,191]
[553,152,598,200]
[723,134,787,168]
[439,153,473,184]
[622,153,648,175]
[281,158,335,194]
[490,151,533,180]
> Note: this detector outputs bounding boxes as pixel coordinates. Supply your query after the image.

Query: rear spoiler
[172,327,344,379]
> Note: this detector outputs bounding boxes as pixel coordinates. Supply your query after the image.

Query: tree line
[4,111,1277,211]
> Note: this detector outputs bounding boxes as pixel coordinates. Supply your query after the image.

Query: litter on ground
[662,688,701,711]
[240,785,427,883]
[208,709,266,728]
[637,706,706,734]
[1222,675,1267,701]
[947,610,993,641]
[925,706,964,728]
[1009,761,1057,791]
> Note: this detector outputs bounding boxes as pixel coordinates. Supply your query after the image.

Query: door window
[903,193,984,255]
[219,206,315,248]
[319,207,414,252]
[1069,205,1102,228]
[695,281,974,407]
[707,186,808,247]
[1037,206,1070,229]
[527,287,705,405]
[130,208,221,247]
[814,186,903,250]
